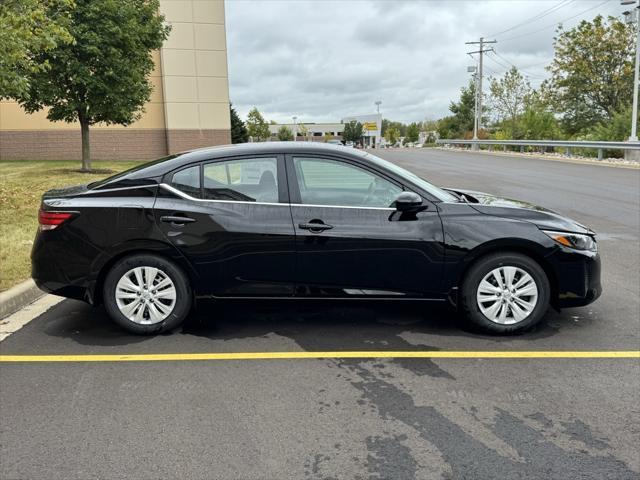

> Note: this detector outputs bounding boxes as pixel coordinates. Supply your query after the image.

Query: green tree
[297,123,309,141]
[405,122,420,143]
[437,79,483,138]
[382,119,407,137]
[342,120,363,143]
[590,105,636,141]
[17,0,170,171]
[489,67,532,138]
[230,104,248,143]
[276,125,294,141]
[0,0,74,100]
[547,15,635,135]
[246,107,270,141]
[519,108,561,140]
[422,119,439,133]
[385,127,400,145]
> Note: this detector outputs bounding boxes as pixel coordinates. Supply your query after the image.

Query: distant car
[345,141,354,148]
[33,142,601,335]
[326,139,342,145]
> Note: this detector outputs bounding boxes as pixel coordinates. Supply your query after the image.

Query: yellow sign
[362,122,378,131]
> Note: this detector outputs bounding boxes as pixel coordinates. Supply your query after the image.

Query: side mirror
[394,191,424,212]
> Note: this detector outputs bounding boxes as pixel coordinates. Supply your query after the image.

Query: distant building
[0,0,231,160]
[268,112,382,146]
[342,113,382,148]
[268,123,344,141]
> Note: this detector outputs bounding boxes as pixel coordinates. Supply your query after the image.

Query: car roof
[115,142,372,181]
[186,141,360,158]
[92,141,451,202]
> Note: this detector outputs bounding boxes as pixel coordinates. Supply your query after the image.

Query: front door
[154,154,296,297]
[286,154,444,297]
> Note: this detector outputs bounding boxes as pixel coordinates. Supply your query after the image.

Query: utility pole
[466,37,496,148]
[292,116,297,142]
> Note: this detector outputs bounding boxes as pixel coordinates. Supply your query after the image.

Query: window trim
[285,153,405,208]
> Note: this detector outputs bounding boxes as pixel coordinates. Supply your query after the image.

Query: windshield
[364,152,458,202]
[88,155,178,189]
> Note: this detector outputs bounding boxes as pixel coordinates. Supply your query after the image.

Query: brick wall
[166,129,231,154]
[0,128,232,160]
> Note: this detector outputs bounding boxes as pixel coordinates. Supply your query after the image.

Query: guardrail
[436,139,640,160]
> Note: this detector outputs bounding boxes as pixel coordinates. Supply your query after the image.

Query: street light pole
[374,101,382,148]
[631,4,639,141]
[292,116,297,142]
[623,0,640,141]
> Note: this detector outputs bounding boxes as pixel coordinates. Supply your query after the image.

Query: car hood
[445,188,593,235]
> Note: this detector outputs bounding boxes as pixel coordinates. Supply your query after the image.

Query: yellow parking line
[0,351,639,362]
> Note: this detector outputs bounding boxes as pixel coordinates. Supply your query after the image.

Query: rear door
[286,154,444,297]
[154,154,296,296]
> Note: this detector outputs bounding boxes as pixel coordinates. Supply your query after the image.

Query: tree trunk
[80,116,91,172]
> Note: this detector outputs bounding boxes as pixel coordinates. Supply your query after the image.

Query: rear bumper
[552,249,602,308]
[31,231,90,302]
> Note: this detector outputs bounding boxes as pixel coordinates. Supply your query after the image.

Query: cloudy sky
[225,0,623,124]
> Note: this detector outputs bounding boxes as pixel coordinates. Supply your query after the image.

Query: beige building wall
[0,0,230,160]
[160,0,231,153]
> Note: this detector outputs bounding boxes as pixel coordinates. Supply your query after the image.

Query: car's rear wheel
[460,252,550,334]
[103,254,192,334]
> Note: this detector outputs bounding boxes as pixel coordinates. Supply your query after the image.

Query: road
[1,149,639,480]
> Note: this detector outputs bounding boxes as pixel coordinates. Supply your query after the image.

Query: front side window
[203,157,279,202]
[293,157,402,207]
[170,165,201,198]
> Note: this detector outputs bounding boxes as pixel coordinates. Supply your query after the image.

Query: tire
[103,254,192,335]
[460,252,550,334]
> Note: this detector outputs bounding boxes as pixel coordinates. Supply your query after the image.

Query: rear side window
[170,166,201,198]
[203,157,278,203]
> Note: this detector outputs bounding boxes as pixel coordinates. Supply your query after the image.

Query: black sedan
[32,143,601,334]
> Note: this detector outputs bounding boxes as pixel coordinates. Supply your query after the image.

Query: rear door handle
[298,222,333,232]
[161,215,196,225]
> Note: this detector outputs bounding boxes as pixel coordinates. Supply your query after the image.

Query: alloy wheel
[476,266,539,325]
[115,266,177,324]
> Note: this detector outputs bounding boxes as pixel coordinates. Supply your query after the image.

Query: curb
[0,279,45,320]
[433,147,640,169]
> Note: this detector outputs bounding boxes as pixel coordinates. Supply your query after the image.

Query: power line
[491,51,547,79]
[499,0,611,43]
[470,52,503,77]
[489,0,575,38]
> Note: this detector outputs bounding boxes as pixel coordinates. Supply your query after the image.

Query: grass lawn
[0,160,143,291]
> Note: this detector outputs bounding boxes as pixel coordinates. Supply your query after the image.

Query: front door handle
[299,222,333,232]
[161,215,196,225]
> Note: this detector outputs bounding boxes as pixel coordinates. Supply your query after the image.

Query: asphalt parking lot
[1,149,639,480]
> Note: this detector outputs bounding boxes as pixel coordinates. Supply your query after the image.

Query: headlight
[542,230,597,252]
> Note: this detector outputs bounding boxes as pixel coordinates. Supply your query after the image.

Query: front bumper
[551,248,602,308]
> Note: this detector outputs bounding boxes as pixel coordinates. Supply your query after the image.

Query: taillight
[38,210,74,231]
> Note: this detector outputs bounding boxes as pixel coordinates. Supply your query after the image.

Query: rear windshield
[88,155,178,189]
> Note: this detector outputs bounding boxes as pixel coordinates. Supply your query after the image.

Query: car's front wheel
[103,254,192,334]
[460,252,550,334]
